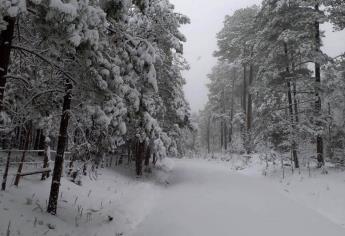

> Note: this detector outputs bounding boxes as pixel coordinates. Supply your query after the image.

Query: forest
[1,0,345,236]
[196,0,345,171]
[0,0,191,215]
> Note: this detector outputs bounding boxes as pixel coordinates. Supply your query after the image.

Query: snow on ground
[1,156,345,236]
[271,166,345,228]
[130,158,345,236]
[218,153,345,228]
[0,164,167,236]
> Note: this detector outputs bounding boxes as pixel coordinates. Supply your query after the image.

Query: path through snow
[131,159,345,236]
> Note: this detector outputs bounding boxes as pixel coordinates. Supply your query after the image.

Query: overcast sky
[170,0,345,113]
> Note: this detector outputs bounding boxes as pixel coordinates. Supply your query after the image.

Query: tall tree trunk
[242,64,247,151]
[315,4,324,167]
[287,82,299,168]
[292,59,300,164]
[47,81,72,215]
[41,140,50,180]
[224,122,228,151]
[0,17,15,112]
[207,115,211,154]
[284,43,299,169]
[33,129,41,150]
[293,82,299,123]
[14,126,32,186]
[38,130,45,156]
[229,71,235,145]
[246,64,254,154]
[135,139,145,176]
[243,65,247,114]
[291,49,299,124]
[127,139,132,164]
[1,149,12,191]
[221,88,227,151]
[247,65,253,132]
[327,103,333,159]
[144,143,150,167]
[220,120,224,150]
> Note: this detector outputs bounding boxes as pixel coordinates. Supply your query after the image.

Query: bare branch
[4,74,31,86]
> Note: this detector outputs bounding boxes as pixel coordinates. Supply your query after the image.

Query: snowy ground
[131,158,345,236]
[1,157,345,236]
[0,166,164,236]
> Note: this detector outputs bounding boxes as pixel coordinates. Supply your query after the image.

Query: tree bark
[220,120,224,150]
[243,65,247,114]
[224,122,228,151]
[47,81,72,215]
[207,115,211,153]
[135,139,145,176]
[41,141,50,180]
[229,70,235,145]
[38,130,46,156]
[1,150,11,191]
[247,65,253,132]
[246,64,254,154]
[284,43,299,169]
[33,129,41,150]
[293,82,299,123]
[221,87,227,151]
[315,4,324,167]
[14,126,32,186]
[144,144,150,167]
[0,17,16,112]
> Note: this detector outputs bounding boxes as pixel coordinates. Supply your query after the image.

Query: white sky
[170,0,345,113]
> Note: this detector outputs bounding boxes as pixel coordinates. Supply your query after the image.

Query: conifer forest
[0,1,345,235]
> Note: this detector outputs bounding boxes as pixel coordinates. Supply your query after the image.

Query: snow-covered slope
[0,167,163,236]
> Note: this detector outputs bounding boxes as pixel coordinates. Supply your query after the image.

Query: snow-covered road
[131,159,345,236]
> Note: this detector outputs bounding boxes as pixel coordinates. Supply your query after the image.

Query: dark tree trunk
[224,122,228,151]
[221,88,227,151]
[293,82,299,123]
[241,64,247,151]
[220,120,224,150]
[243,65,247,114]
[38,130,45,156]
[246,64,254,154]
[284,43,299,169]
[47,81,72,215]
[229,71,235,145]
[315,4,324,167]
[152,153,157,165]
[247,65,254,131]
[127,139,132,164]
[135,139,145,176]
[144,144,150,166]
[14,127,32,186]
[291,50,299,124]
[207,115,211,153]
[0,17,15,112]
[1,150,11,191]
[33,129,41,150]
[19,126,25,149]
[287,81,299,169]
[41,141,50,180]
